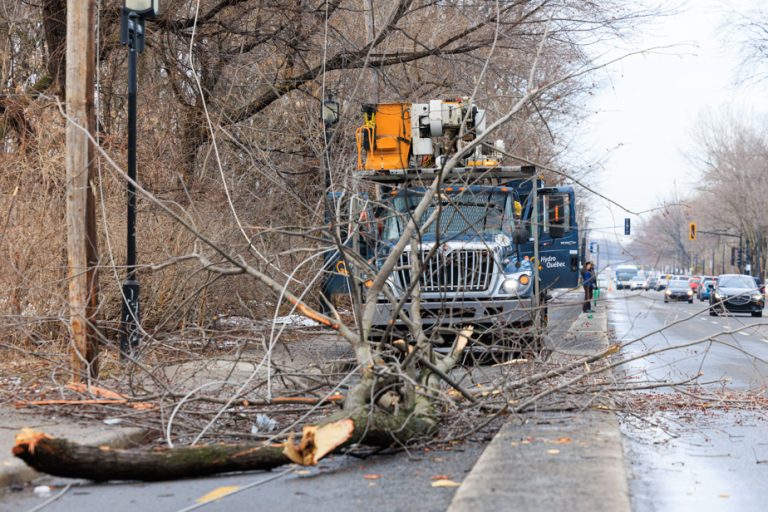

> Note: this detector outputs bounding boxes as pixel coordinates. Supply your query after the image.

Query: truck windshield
[383,191,513,241]
[616,270,638,280]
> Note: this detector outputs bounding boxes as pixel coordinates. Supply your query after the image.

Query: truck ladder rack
[356,165,536,185]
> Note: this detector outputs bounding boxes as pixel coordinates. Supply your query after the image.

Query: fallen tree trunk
[12,429,288,482]
[13,406,437,482]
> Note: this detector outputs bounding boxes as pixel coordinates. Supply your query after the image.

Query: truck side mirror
[513,226,529,244]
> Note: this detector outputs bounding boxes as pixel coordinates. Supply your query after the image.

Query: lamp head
[322,98,340,125]
[124,0,159,18]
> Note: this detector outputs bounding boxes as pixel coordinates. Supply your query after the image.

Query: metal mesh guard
[397,249,493,293]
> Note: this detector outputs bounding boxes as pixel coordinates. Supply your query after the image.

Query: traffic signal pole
[694,229,743,273]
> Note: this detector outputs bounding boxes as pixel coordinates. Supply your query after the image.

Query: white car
[629,277,646,290]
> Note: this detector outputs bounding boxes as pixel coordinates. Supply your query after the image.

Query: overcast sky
[578,0,767,241]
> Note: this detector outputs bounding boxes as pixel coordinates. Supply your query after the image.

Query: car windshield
[617,271,638,280]
[717,275,756,288]
[669,281,689,290]
[384,191,513,241]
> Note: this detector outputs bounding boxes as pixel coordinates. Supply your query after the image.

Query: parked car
[698,278,715,301]
[709,274,765,317]
[688,276,702,292]
[665,278,694,303]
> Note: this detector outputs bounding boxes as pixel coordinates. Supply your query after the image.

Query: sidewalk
[448,301,631,512]
[0,408,147,488]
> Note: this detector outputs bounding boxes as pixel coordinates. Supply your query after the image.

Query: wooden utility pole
[66,0,100,381]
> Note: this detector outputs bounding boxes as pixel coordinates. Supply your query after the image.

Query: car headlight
[714,292,722,300]
[503,272,531,295]
[665,290,671,295]
[687,290,693,296]
[752,294,763,302]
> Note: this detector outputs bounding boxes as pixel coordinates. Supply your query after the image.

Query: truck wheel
[752,311,763,318]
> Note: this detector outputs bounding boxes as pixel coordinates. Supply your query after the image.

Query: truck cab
[367,185,535,339]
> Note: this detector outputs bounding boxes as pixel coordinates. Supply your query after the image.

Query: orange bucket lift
[356,103,411,171]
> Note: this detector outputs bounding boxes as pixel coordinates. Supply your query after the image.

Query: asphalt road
[610,288,768,512]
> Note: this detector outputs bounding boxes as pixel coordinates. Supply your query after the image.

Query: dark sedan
[665,279,694,303]
[709,274,765,317]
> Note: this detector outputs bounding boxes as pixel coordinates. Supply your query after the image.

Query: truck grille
[397,249,494,293]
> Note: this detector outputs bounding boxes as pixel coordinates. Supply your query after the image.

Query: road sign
[624,218,630,235]
[688,222,696,240]
[589,241,597,253]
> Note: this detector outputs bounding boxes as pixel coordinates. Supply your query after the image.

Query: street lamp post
[119,0,158,358]
[321,94,339,236]
[321,94,340,196]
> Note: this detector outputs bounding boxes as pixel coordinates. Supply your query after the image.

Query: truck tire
[752,311,763,318]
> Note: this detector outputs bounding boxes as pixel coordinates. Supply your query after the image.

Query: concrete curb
[1,421,148,489]
[447,302,631,512]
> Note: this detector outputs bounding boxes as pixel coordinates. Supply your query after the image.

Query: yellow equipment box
[356,103,411,171]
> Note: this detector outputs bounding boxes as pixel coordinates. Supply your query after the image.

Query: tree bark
[12,429,287,482]
[65,0,100,381]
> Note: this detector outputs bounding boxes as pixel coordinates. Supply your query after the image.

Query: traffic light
[624,218,630,235]
[688,222,696,240]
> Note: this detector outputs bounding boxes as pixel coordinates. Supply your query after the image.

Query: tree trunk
[13,406,437,482]
[12,429,288,482]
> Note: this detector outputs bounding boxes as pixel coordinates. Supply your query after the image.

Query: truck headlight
[503,272,531,295]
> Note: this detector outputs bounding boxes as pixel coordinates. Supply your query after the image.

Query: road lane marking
[711,321,719,325]
[739,332,750,337]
